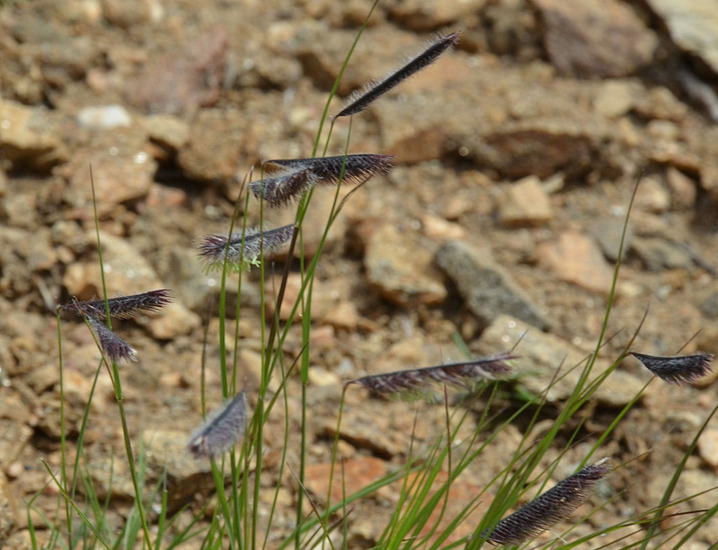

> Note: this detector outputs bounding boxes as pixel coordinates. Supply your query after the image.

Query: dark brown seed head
[59,289,171,320]
[188,390,248,458]
[630,351,714,386]
[481,459,611,545]
[349,353,516,402]
[335,32,460,118]
[197,225,294,271]
[85,315,137,363]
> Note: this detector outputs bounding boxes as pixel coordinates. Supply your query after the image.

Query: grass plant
[37,3,718,549]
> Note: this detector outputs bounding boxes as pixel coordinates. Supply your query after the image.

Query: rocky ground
[2,0,718,547]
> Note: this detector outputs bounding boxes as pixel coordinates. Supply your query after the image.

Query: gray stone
[436,240,550,330]
[644,0,718,77]
[631,237,693,271]
[591,218,633,262]
[699,283,718,319]
[477,315,645,405]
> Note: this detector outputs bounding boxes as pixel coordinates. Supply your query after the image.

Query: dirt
[2,0,718,548]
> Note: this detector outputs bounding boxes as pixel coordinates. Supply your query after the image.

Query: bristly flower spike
[59,289,172,320]
[85,315,137,363]
[481,459,611,546]
[188,390,248,458]
[197,224,294,271]
[251,154,393,207]
[630,351,714,386]
[248,170,313,207]
[347,353,517,402]
[335,31,460,118]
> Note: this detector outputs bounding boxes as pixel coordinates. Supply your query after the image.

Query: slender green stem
[89,167,152,550]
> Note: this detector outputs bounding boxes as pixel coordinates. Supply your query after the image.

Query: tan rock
[537,231,614,295]
[533,0,657,77]
[498,175,553,228]
[365,223,447,306]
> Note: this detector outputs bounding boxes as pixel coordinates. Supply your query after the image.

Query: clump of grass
[44,11,718,550]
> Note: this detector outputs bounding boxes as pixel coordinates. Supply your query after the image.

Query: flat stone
[666,167,698,209]
[144,114,190,151]
[697,427,718,468]
[143,428,215,511]
[699,283,718,319]
[0,418,33,469]
[386,0,487,31]
[533,0,657,77]
[498,175,553,228]
[177,109,251,183]
[304,456,387,503]
[0,98,66,172]
[477,315,645,405]
[591,218,633,263]
[635,176,671,214]
[62,231,199,338]
[537,231,614,295]
[365,224,447,306]
[631,237,693,271]
[644,0,718,77]
[127,27,227,114]
[477,123,593,179]
[593,80,641,118]
[0,471,17,541]
[436,240,550,330]
[61,129,156,207]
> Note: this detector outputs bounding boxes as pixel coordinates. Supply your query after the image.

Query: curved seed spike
[86,315,137,363]
[335,32,460,118]
[188,390,248,458]
[481,459,611,545]
[349,353,517,402]
[197,225,294,271]
[630,351,714,386]
[59,289,172,320]
[262,154,393,187]
[248,170,313,207]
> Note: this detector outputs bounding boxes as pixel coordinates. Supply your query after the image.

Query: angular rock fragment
[436,240,550,330]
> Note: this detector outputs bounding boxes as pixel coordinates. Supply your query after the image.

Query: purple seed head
[188,390,248,458]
